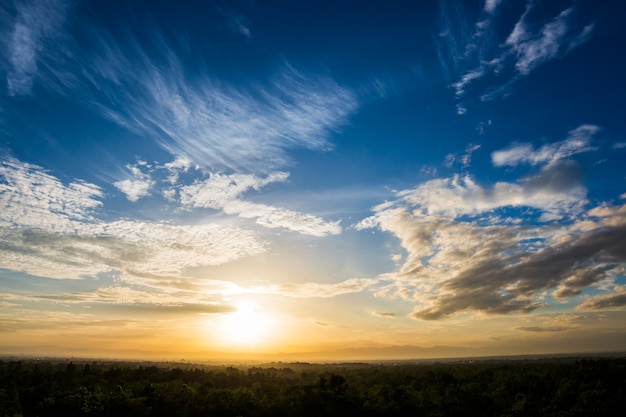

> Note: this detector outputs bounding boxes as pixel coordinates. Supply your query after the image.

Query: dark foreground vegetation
[1,356,625,417]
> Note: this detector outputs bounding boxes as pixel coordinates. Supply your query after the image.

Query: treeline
[1,357,625,416]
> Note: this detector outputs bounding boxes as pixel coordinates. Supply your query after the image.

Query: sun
[213,302,274,348]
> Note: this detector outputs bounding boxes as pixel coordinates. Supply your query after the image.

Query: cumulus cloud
[357,135,626,320]
[391,162,585,220]
[113,179,153,202]
[113,162,156,202]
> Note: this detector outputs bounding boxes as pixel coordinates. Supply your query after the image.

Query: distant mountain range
[6,342,624,365]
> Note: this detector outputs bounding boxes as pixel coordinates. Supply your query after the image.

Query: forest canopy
[1,356,625,416]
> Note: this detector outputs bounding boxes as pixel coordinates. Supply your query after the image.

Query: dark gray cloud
[412,224,626,320]
[578,286,626,311]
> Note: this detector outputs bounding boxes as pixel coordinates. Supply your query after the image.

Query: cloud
[108,159,340,236]
[452,69,484,98]
[491,125,599,167]
[577,286,626,311]
[261,277,381,298]
[0,156,103,231]
[221,199,342,237]
[178,171,341,236]
[400,213,626,320]
[0,157,266,281]
[113,162,156,202]
[3,8,354,236]
[444,143,480,168]
[506,7,575,74]
[388,162,586,220]
[438,1,595,109]
[179,172,289,209]
[516,326,573,332]
[113,179,153,202]
[3,10,357,172]
[483,0,502,14]
[373,311,396,318]
[5,0,69,96]
[72,26,358,174]
[1,285,236,316]
[224,11,252,39]
[358,136,626,320]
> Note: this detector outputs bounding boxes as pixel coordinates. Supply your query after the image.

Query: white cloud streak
[491,124,599,167]
[178,171,341,236]
[259,277,382,298]
[438,1,595,108]
[5,0,69,96]
[81,32,357,174]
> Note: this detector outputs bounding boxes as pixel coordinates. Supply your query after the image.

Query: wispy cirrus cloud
[74,27,358,174]
[357,130,626,320]
[438,0,595,110]
[216,7,253,39]
[4,0,69,96]
[506,6,595,75]
[3,7,354,238]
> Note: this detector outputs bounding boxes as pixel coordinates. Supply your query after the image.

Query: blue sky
[1,0,626,360]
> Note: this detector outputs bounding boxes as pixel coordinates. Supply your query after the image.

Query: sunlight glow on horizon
[210,301,276,349]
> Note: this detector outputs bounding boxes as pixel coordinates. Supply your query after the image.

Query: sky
[1,0,626,361]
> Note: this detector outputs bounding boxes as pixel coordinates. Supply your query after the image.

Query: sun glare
[214,302,274,348]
